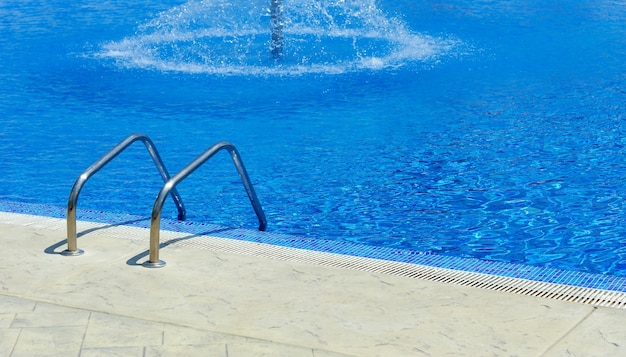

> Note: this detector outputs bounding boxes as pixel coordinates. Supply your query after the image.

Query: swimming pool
[1,0,625,277]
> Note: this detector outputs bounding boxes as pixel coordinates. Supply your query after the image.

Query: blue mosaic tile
[2,199,626,292]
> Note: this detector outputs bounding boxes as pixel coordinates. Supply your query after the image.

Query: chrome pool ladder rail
[143,141,267,268]
[62,133,186,256]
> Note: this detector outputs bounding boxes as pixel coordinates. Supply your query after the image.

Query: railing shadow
[125,227,235,266]
[44,218,150,255]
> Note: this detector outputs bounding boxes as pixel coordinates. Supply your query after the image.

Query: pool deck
[1,213,626,356]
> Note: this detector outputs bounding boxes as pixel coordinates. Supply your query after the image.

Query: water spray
[100,0,455,75]
[270,0,283,58]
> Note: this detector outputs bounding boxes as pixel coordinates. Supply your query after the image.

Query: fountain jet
[270,0,283,58]
[99,0,458,75]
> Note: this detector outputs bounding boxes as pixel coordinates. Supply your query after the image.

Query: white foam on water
[97,0,461,76]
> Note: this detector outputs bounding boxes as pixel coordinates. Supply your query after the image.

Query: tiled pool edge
[2,200,626,294]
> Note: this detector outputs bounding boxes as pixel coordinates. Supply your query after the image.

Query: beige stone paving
[1,295,331,357]
[0,214,626,356]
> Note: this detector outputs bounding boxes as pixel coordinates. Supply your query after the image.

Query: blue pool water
[1,1,626,277]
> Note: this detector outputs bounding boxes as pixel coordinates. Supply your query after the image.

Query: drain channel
[3,211,626,309]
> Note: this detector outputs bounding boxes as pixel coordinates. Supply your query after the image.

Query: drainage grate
[172,233,626,309]
[3,211,626,309]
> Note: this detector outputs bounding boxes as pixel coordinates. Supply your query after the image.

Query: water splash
[99,0,460,76]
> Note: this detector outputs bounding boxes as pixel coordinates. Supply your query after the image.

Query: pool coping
[2,199,626,298]
[4,212,626,356]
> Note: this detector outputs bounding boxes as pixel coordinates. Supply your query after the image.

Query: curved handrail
[62,133,186,256]
[143,141,267,268]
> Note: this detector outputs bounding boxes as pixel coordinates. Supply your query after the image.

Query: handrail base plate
[60,249,85,256]
[142,260,166,268]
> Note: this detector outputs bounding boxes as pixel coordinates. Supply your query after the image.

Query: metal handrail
[143,141,267,268]
[62,133,186,256]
